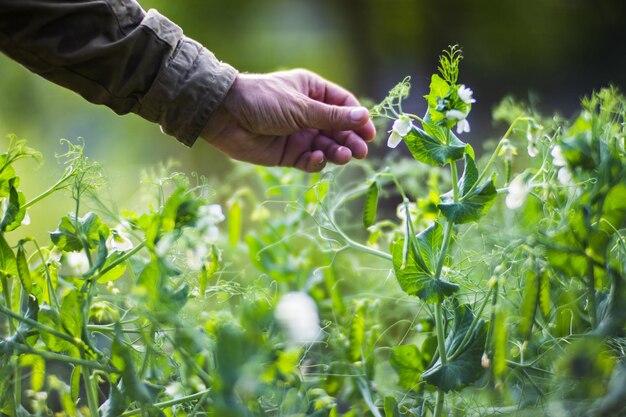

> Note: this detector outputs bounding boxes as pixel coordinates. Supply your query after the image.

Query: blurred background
[0,0,624,240]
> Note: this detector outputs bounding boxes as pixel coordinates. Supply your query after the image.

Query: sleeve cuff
[136,10,238,147]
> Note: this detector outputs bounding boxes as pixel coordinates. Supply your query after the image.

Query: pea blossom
[457,84,476,104]
[505,175,529,209]
[446,109,471,134]
[65,251,90,276]
[106,228,133,252]
[387,115,413,148]
[275,291,322,346]
[551,145,566,167]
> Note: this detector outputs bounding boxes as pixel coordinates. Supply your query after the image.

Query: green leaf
[0,178,26,232]
[424,74,451,123]
[97,263,127,283]
[102,382,128,417]
[50,212,110,252]
[60,290,83,338]
[111,327,162,404]
[363,180,380,228]
[422,304,487,392]
[19,354,46,391]
[384,396,400,417]
[0,234,18,277]
[414,221,445,273]
[38,304,79,357]
[404,127,466,166]
[390,344,425,390]
[438,156,497,224]
[391,230,459,303]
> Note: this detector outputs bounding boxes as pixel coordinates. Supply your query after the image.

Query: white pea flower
[456,119,471,134]
[21,212,31,226]
[197,204,225,227]
[186,246,208,271]
[557,167,573,185]
[196,204,225,243]
[505,175,529,209]
[445,110,471,134]
[387,114,413,148]
[106,229,133,252]
[65,251,90,275]
[527,143,539,158]
[457,84,476,104]
[551,145,566,167]
[275,292,322,346]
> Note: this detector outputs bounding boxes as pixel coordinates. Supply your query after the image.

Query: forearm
[0,0,237,146]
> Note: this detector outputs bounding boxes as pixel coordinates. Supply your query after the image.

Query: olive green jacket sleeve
[0,0,238,146]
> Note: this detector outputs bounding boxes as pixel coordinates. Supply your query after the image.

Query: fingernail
[350,107,368,122]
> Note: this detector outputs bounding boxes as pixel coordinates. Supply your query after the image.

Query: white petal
[505,176,528,209]
[275,292,321,345]
[65,251,90,275]
[446,109,466,121]
[527,143,539,158]
[558,167,572,185]
[551,145,566,167]
[456,119,470,134]
[387,131,403,149]
[458,85,476,104]
[392,116,413,136]
[21,212,31,226]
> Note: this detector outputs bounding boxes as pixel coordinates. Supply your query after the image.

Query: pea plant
[319,46,626,416]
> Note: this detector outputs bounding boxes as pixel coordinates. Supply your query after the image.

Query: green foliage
[404,126,467,166]
[438,156,498,224]
[391,223,459,303]
[0,52,624,417]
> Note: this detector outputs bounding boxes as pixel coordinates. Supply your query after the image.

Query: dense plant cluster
[0,48,624,417]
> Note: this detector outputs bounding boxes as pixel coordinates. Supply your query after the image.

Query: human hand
[201,69,376,172]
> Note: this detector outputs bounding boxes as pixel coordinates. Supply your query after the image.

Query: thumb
[301,100,370,131]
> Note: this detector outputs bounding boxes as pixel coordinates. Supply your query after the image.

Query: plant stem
[119,388,212,417]
[434,389,445,417]
[434,303,447,366]
[434,221,454,280]
[328,216,392,260]
[450,161,460,200]
[31,239,61,310]
[11,343,116,373]
[0,303,86,347]
[22,168,73,210]
[587,262,598,329]
[82,355,100,417]
[2,274,21,410]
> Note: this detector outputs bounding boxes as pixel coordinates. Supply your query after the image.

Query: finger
[313,135,353,165]
[294,150,327,173]
[301,99,370,132]
[305,71,361,107]
[355,119,377,143]
[302,72,376,141]
[323,131,369,159]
